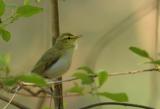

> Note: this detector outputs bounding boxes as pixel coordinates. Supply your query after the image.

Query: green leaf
[3,78,17,86]
[0,54,10,66]
[18,74,47,87]
[16,5,43,17]
[0,0,5,16]
[129,46,150,59]
[96,92,128,102]
[23,0,30,5]
[73,72,94,85]
[0,53,10,73]
[149,60,160,65]
[98,70,108,87]
[68,83,84,95]
[78,66,95,74]
[0,28,11,42]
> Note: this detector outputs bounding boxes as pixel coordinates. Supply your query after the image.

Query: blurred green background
[0,0,160,109]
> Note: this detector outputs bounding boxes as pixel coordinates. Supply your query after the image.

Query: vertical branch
[36,94,46,109]
[150,0,160,106]
[51,0,60,43]
[51,0,64,109]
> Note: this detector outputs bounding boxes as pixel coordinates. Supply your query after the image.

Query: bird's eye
[68,37,71,39]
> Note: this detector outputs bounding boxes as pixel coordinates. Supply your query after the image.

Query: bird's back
[32,47,62,76]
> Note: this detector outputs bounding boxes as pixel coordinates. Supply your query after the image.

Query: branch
[0,95,30,109]
[21,86,45,96]
[2,86,20,109]
[51,0,63,109]
[47,68,160,84]
[21,68,159,86]
[79,102,155,109]
[0,86,30,109]
[1,68,158,100]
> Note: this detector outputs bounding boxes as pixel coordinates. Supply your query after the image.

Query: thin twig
[5,87,81,98]
[46,68,160,84]
[2,86,21,109]
[22,86,45,96]
[108,68,159,76]
[0,94,30,109]
[80,102,155,109]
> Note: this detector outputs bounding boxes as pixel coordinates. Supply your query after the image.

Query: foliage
[67,83,84,95]
[0,0,43,42]
[0,0,158,109]
[67,66,129,102]
[0,27,11,41]
[66,46,160,103]
[0,53,10,73]
[98,70,108,87]
[0,0,5,16]
[129,46,160,66]
[0,0,47,89]
[73,71,94,85]
[18,74,47,87]
[16,5,43,17]
[129,46,150,59]
[96,92,128,102]
[2,74,47,87]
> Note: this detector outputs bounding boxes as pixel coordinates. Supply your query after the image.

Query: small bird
[32,33,80,79]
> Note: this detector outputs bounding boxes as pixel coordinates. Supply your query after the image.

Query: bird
[31,33,80,79]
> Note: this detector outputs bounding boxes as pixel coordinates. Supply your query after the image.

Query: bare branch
[79,102,154,109]
[0,94,30,109]
[1,86,29,109]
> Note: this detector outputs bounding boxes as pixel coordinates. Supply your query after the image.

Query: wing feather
[32,47,62,75]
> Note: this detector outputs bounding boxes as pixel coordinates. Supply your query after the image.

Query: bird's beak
[75,35,82,39]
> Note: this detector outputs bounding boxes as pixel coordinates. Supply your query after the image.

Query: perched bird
[32,33,80,79]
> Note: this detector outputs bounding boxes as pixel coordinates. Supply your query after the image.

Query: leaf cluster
[0,0,43,42]
[129,46,160,66]
[67,66,128,102]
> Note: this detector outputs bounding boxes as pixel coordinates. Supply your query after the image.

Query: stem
[51,0,63,109]
[79,102,154,109]
[36,93,47,109]
[1,14,18,27]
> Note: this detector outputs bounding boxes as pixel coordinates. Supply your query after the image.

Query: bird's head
[55,33,81,49]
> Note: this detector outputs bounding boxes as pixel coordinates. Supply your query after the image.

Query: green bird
[32,33,80,79]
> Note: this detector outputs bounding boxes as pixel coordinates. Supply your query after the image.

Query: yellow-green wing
[32,47,62,76]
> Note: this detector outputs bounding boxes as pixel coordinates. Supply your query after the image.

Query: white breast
[45,48,74,78]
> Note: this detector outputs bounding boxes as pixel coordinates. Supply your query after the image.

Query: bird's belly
[45,50,73,78]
